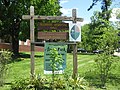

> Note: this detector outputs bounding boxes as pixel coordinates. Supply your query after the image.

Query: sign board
[38,32,68,40]
[38,23,69,30]
[44,42,67,74]
[69,23,81,42]
[22,6,83,78]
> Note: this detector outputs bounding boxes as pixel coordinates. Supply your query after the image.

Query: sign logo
[69,23,81,42]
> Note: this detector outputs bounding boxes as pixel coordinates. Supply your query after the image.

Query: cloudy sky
[60,0,101,25]
[60,0,120,25]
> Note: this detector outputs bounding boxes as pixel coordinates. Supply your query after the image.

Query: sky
[59,0,120,25]
[60,0,101,25]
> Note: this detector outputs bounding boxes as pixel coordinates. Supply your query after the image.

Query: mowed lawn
[1,52,120,90]
[6,52,96,82]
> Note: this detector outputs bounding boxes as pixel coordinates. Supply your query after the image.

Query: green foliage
[11,76,49,90]
[94,51,118,88]
[11,78,30,90]
[88,0,112,20]
[50,77,66,89]
[68,76,89,90]
[0,0,62,55]
[81,11,118,51]
[31,76,49,89]
[19,21,29,41]
[11,74,88,90]
[85,0,119,52]
[49,48,63,80]
[0,49,12,86]
[0,0,30,55]
[0,52,119,89]
[81,24,92,51]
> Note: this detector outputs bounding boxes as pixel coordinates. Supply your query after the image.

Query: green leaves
[0,49,13,86]
[81,10,118,51]
[50,48,63,72]
[94,52,115,87]
[0,0,62,55]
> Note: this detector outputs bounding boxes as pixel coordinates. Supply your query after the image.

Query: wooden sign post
[72,9,78,78]
[30,6,35,78]
[22,6,83,79]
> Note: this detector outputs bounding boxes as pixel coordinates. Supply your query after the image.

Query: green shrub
[0,49,12,86]
[11,74,89,90]
[11,75,50,90]
[50,77,66,89]
[49,48,63,81]
[31,76,50,90]
[68,75,89,90]
[94,50,118,88]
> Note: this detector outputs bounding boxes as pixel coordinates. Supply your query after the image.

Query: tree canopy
[88,0,112,20]
[81,11,118,51]
[80,0,119,52]
[0,0,62,57]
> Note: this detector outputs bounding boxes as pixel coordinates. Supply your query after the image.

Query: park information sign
[69,23,81,42]
[44,42,67,74]
[37,23,69,40]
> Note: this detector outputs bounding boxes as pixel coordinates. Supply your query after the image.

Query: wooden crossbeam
[22,15,83,22]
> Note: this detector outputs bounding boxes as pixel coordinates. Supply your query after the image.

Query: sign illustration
[69,23,81,42]
[44,42,67,74]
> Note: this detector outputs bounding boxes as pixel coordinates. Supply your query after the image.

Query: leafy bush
[49,48,63,81]
[11,77,50,90]
[11,74,89,90]
[11,78,30,90]
[49,77,66,89]
[0,49,12,86]
[94,49,118,88]
[31,76,49,90]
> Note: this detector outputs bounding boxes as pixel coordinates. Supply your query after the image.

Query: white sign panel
[69,23,81,42]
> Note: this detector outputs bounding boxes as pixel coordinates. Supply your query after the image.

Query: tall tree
[0,0,62,57]
[81,24,92,51]
[89,11,118,50]
[81,11,118,51]
[0,0,30,57]
[88,0,112,20]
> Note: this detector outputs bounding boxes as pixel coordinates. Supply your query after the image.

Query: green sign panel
[44,42,67,74]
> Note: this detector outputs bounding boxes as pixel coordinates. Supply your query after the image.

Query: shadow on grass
[68,52,95,55]
[11,53,44,62]
[19,53,43,58]
[84,71,120,88]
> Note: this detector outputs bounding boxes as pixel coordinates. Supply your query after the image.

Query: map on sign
[69,23,81,42]
[44,42,67,74]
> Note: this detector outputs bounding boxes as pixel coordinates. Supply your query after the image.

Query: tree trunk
[11,19,20,58]
[12,33,19,57]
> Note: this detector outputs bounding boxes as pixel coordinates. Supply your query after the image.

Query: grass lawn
[0,52,120,90]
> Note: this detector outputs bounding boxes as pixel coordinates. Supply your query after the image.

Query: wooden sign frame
[22,6,83,79]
